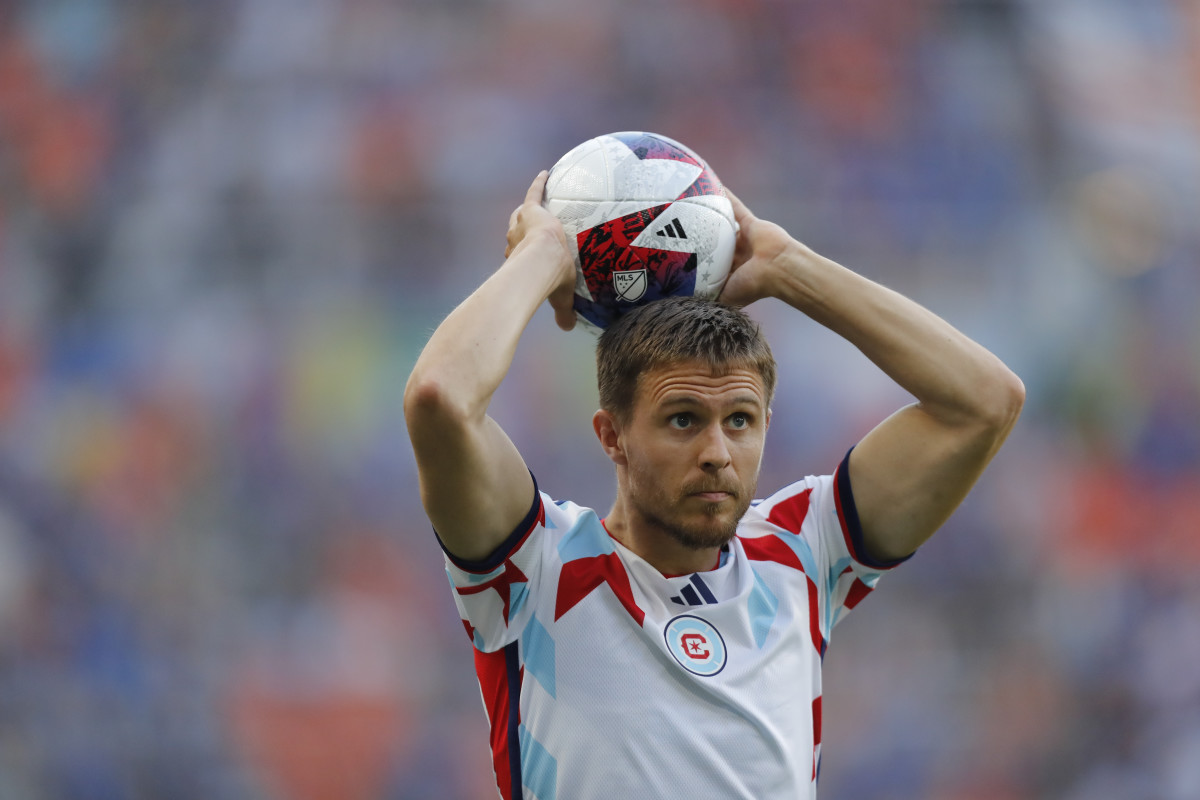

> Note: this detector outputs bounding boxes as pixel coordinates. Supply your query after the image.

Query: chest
[532,555,818,712]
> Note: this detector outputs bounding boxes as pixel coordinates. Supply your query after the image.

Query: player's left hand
[506,171,577,331]
[718,189,798,308]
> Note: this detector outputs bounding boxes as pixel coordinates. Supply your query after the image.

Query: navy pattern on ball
[610,132,724,201]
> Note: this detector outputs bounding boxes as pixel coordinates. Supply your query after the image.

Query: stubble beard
[627,470,756,552]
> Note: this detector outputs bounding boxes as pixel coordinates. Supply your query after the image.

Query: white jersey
[443,452,908,800]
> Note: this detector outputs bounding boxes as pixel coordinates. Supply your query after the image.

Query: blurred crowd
[0,0,1197,798]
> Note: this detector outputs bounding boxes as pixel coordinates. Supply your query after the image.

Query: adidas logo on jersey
[655,218,687,239]
[669,574,717,606]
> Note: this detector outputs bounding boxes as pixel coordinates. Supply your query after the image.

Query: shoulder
[441,488,606,625]
[439,480,600,576]
[739,452,911,573]
[733,475,831,574]
[743,472,837,537]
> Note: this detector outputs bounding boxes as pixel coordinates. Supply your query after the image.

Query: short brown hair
[596,297,776,421]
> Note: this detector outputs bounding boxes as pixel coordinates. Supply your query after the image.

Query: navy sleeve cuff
[835,448,914,570]
[436,473,543,574]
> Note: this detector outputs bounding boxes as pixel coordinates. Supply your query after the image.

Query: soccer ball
[543,131,737,333]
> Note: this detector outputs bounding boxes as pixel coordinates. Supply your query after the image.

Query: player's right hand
[718,188,799,308]
[506,170,577,331]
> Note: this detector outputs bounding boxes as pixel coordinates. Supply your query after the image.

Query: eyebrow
[659,395,764,410]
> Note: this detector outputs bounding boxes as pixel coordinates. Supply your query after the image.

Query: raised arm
[404,172,577,562]
[720,191,1024,562]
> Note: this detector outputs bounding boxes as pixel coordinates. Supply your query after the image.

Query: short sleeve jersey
[443,451,909,800]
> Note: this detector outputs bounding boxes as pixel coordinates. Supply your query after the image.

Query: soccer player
[404,171,1024,799]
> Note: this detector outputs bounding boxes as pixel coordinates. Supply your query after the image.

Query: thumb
[724,188,755,229]
[554,305,577,332]
[716,258,764,309]
[550,286,577,331]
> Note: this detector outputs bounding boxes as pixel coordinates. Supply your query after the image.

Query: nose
[697,424,732,471]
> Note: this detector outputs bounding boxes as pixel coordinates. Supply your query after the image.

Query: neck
[604,496,723,576]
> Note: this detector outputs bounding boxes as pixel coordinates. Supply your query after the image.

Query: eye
[727,412,751,430]
[669,413,693,430]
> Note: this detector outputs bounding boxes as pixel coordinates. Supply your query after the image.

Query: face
[613,361,770,551]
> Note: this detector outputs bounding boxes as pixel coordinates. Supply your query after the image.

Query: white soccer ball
[543,131,737,334]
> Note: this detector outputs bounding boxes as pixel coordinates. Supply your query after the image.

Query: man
[404,171,1024,799]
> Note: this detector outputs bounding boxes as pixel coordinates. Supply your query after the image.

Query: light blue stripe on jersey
[458,563,507,585]
[771,527,820,579]
[510,581,531,620]
[748,569,779,648]
[556,510,613,562]
[826,557,853,634]
[522,614,556,699]
[519,723,558,800]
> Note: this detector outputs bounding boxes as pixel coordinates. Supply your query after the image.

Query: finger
[525,170,550,206]
[549,286,577,331]
[725,188,754,226]
[554,304,577,332]
[716,269,756,309]
[508,205,522,230]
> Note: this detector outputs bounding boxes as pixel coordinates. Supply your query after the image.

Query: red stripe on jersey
[456,560,528,623]
[474,646,518,800]
[812,695,823,779]
[742,537,826,655]
[766,488,813,535]
[844,578,874,609]
[740,535,805,572]
[806,574,824,656]
[812,695,822,745]
[555,552,645,626]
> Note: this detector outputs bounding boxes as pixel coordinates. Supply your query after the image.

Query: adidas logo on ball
[655,218,688,239]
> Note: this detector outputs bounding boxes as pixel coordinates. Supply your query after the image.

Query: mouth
[688,489,735,503]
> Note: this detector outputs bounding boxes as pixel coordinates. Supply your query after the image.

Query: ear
[593,409,628,466]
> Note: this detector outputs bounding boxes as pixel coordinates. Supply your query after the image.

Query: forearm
[771,244,1022,427]
[404,231,569,558]
[724,191,1022,558]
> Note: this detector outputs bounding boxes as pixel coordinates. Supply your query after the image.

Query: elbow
[979,367,1026,439]
[403,373,435,421]
[404,371,470,431]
